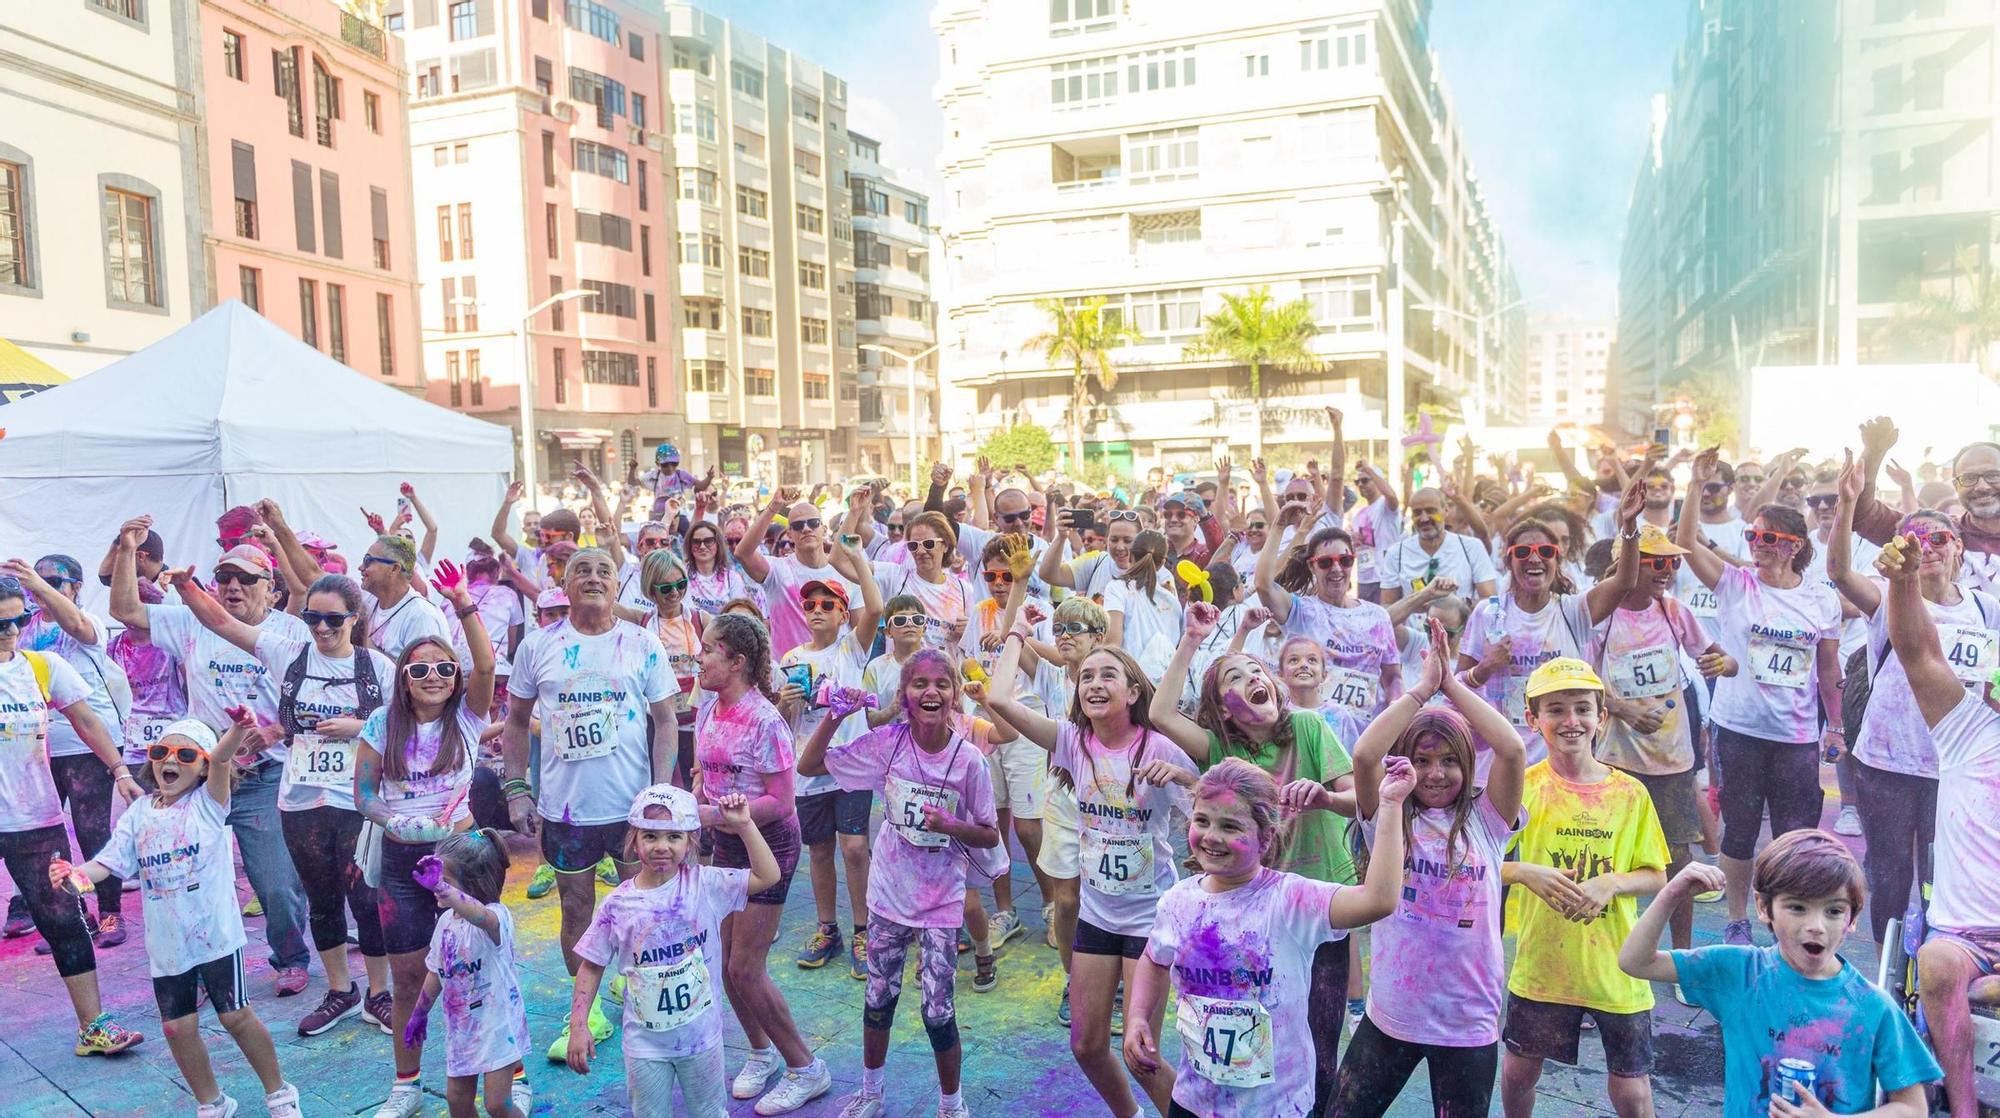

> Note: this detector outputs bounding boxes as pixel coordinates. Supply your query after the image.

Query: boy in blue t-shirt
[1619,829,1939,1116]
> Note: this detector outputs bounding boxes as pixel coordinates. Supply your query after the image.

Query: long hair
[1183,758,1283,872]
[1194,653,1306,866]
[1755,504,1815,573]
[381,635,468,782]
[1276,526,1355,595]
[1504,518,1578,596]
[683,519,726,574]
[1058,647,1160,801]
[434,829,510,905]
[1523,502,1588,556]
[1118,530,1169,603]
[707,612,777,702]
[1353,707,1481,881]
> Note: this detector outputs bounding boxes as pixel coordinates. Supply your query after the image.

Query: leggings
[628,1046,727,1118]
[280,806,384,957]
[1330,1013,1499,1118]
[1309,938,1351,1115]
[863,916,957,1032]
[1714,726,1824,861]
[0,825,95,977]
[1852,758,1936,944]
[48,753,120,916]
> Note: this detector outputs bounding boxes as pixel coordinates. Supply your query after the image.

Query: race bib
[1,707,48,754]
[1355,546,1379,584]
[548,701,616,762]
[1749,634,1812,689]
[1080,827,1154,897]
[1685,587,1718,621]
[1175,993,1275,1088]
[1611,647,1679,699]
[285,731,357,790]
[1941,624,1999,686]
[886,775,958,850]
[1323,666,1375,713]
[125,716,175,752]
[628,951,712,1032]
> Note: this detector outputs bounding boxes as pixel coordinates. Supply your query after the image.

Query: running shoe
[605,972,626,1008]
[3,895,31,937]
[372,1081,423,1118]
[526,864,556,899]
[362,990,395,1034]
[849,932,868,981]
[989,909,1024,948]
[594,856,619,886]
[93,913,127,948]
[938,1099,973,1118]
[836,1093,885,1118]
[1057,981,1071,1028]
[1834,805,1862,836]
[753,1058,832,1116]
[274,966,309,998]
[731,1048,783,1100]
[195,1095,238,1118]
[973,954,997,993]
[297,985,361,1037]
[265,1083,303,1118]
[1723,918,1755,946]
[509,1077,532,1118]
[796,926,841,969]
[74,1012,142,1056]
[1693,887,1725,904]
[241,897,263,918]
[543,997,611,1062]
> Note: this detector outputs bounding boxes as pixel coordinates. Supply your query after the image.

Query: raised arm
[0,561,101,648]
[1442,478,1491,548]
[255,499,326,586]
[1149,609,1216,761]
[433,560,496,714]
[574,465,626,570]
[107,517,153,633]
[165,569,263,656]
[1251,459,1296,623]
[1037,524,1079,590]
[490,481,526,559]
[1676,448,1726,590]
[1325,409,1347,525]
[984,618,1060,750]
[1328,758,1413,927]
[1546,429,1594,495]
[1828,451,1881,617]
[734,489,789,584]
[824,537,882,639]
[1440,635,1526,824]
[1879,535,1966,729]
[1350,621,1448,820]
[1586,477,1647,624]
[1748,447,1807,515]
[400,483,440,562]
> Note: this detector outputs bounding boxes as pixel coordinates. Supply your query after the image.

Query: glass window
[735,185,768,218]
[737,245,770,277]
[685,358,726,392]
[730,62,765,101]
[741,306,773,336]
[224,31,245,80]
[450,0,475,40]
[102,187,158,307]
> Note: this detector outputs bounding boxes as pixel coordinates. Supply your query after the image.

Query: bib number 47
[1203,1023,1243,1067]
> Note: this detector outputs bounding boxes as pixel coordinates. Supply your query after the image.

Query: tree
[1662,366,1741,454]
[977,423,1058,477]
[1026,297,1139,473]
[1182,286,1323,458]
[1889,248,2000,378]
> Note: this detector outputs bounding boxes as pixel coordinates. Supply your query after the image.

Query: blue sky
[700,0,1685,321]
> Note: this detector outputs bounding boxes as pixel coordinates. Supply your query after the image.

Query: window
[446,351,462,405]
[364,91,380,133]
[437,205,453,260]
[801,315,828,344]
[832,218,851,242]
[576,210,632,249]
[678,168,717,204]
[89,0,146,23]
[741,307,773,337]
[904,200,928,226]
[534,56,552,99]
[416,64,439,99]
[299,278,319,347]
[641,225,653,273]
[376,294,394,374]
[572,140,628,182]
[102,185,159,308]
[1126,127,1198,184]
[442,276,458,331]
[643,292,656,341]
[553,348,566,403]
[453,143,467,163]
[223,31,245,80]
[1050,55,1118,107]
[457,202,473,258]
[854,184,889,215]
[682,299,722,329]
[231,141,258,240]
[631,92,646,131]
[744,367,775,395]
[794,92,821,123]
[326,283,347,363]
[1301,24,1368,71]
[681,232,723,267]
[637,159,647,210]
[735,185,768,218]
[582,349,638,385]
[318,167,343,258]
[854,231,889,267]
[737,246,770,277]
[468,349,482,402]
[569,68,627,128]
[685,358,726,393]
[1049,0,1114,34]
[434,146,449,166]
[542,130,556,186]
[855,281,888,319]
[238,265,261,312]
[312,58,336,147]
[275,48,303,137]
[803,371,829,400]
[1120,288,1200,341]
[676,103,717,141]
[645,356,657,407]
[730,62,764,101]
[1301,275,1376,332]
[797,203,824,234]
[1133,210,1199,254]
[672,42,712,75]
[799,260,825,289]
[545,202,558,255]
[460,275,478,329]
[733,127,765,161]
[580,279,636,318]
[1243,51,1269,78]
[852,137,880,162]
[1127,46,1195,92]
[796,149,821,179]
[564,0,619,44]
[450,0,476,40]
[628,31,644,61]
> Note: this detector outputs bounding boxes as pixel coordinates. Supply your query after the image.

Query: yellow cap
[1524,657,1604,700]
[1636,524,1688,556]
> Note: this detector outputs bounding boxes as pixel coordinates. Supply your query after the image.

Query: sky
[699,0,1685,322]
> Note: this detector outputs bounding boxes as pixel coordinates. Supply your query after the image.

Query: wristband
[455,605,478,620]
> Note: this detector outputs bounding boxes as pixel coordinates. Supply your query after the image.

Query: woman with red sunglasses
[1677,448,1845,947]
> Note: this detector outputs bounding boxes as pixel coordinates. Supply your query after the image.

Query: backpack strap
[352,648,385,720]
[279,647,312,741]
[22,650,50,704]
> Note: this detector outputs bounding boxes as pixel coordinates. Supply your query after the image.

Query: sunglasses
[1702,482,1728,494]
[1507,543,1560,561]
[301,610,354,629]
[1641,555,1683,572]
[404,661,460,681]
[1745,528,1804,547]
[147,744,206,764]
[361,555,402,570]
[911,538,946,552]
[800,597,846,613]
[689,536,718,548]
[651,578,689,596]
[1736,475,1764,486]
[885,522,905,534]
[0,615,26,634]
[1105,510,1140,523]
[997,509,1034,525]
[1779,475,1809,489]
[1914,527,1959,548]
[1052,621,1105,637]
[1246,521,1267,531]
[1310,554,1357,571]
[39,574,79,588]
[789,518,823,533]
[1283,493,1310,504]
[886,613,925,627]
[1804,494,1839,509]
[213,570,268,586]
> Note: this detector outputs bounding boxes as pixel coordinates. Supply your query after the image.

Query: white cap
[158,719,219,756]
[627,783,701,832]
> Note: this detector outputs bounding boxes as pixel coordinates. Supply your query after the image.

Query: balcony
[858,315,933,344]
[341,13,386,59]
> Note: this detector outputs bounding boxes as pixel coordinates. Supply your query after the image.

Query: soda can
[1775,1057,1817,1102]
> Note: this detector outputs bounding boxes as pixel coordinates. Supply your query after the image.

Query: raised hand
[1278,778,1334,814]
[716,792,753,833]
[1249,458,1268,486]
[1616,475,1646,531]
[1184,600,1221,643]
[1377,755,1417,804]
[1884,458,1913,492]
[117,515,154,551]
[504,480,525,505]
[254,498,286,526]
[1859,416,1899,460]
[433,558,467,603]
[1836,450,1864,504]
[1242,605,1273,629]
[361,507,387,535]
[1875,533,1921,583]
[412,854,446,892]
[930,461,952,488]
[1689,446,1721,485]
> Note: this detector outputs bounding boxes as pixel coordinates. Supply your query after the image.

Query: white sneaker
[753,1058,833,1115]
[836,1092,885,1118]
[731,1048,783,1101]
[1834,805,1862,836]
[264,1083,302,1118]
[509,1078,531,1116]
[938,1099,972,1118]
[196,1096,239,1118]
[372,1081,424,1118]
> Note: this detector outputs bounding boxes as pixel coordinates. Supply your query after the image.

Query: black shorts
[1072,916,1148,960]
[1714,725,1824,860]
[797,789,873,845]
[378,838,444,955]
[539,818,635,874]
[154,950,246,1021]
[1501,993,1653,1077]
[710,816,801,906]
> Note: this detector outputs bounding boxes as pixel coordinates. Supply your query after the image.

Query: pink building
[200,0,422,390]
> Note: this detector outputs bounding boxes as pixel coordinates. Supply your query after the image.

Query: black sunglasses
[213,570,268,586]
[301,610,354,629]
[651,578,689,596]
[1702,482,1728,494]
[789,518,823,533]
[997,509,1034,525]
[1804,494,1838,509]
[404,662,459,681]
[0,615,26,633]
[148,744,205,764]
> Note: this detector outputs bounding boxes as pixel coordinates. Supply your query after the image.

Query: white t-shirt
[146,604,310,755]
[873,563,975,654]
[1854,588,2000,779]
[826,724,1000,927]
[614,558,654,617]
[777,634,871,797]
[22,614,124,759]
[426,903,533,1077]
[1460,593,1595,762]
[1102,577,1185,679]
[758,554,860,658]
[1675,520,1752,623]
[365,589,453,663]
[94,790,244,977]
[1381,533,1496,600]
[1054,724,1194,936]
[1803,533,1883,662]
[1925,691,2000,932]
[1281,596,1397,737]
[0,651,94,831]
[686,564,760,619]
[693,690,794,807]
[1708,566,1843,744]
[573,865,750,1058]
[466,584,523,677]
[508,620,677,825]
[254,633,396,813]
[359,704,484,822]
[1347,496,1404,587]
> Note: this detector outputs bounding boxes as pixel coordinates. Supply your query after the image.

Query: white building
[932,0,1524,478]
[1525,316,1611,427]
[848,131,939,478]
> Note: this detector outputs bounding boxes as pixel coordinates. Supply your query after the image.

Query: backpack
[278,646,385,742]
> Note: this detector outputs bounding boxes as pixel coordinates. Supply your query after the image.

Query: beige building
[848,131,939,477]
[1524,316,1611,426]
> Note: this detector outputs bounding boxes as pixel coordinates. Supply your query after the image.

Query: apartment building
[932,0,1523,479]
[203,0,422,390]
[660,4,860,483]
[849,131,939,477]
[1524,316,1611,426]
[0,1,207,376]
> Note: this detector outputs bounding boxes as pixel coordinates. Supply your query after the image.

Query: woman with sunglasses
[1677,448,1845,946]
[171,567,400,1040]
[638,549,710,789]
[872,511,976,655]
[683,519,761,619]
[1040,507,1149,602]
[354,566,495,1118]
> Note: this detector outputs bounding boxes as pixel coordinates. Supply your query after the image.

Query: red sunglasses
[1745,528,1804,547]
[1507,543,1560,561]
[1310,554,1357,571]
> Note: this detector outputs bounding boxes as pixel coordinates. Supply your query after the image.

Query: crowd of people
[2,420,1997,1118]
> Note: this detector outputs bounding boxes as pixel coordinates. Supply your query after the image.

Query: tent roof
[0,337,68,405]
[0,301,511,479]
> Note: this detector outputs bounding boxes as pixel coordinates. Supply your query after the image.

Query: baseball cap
[158,719,218,757]
[628,783,701,831]
[214,544,274,577]
[216,505,261,541]
[295,531,334,554]
[655,443,680,463]
[1636,525,1689,557]
[1524,658,1605,700]
[800,579,849,607]
[1160,493,1206,516]
[535,586,570,610]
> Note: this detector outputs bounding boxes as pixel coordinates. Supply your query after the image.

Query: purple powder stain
[560,804,574,825]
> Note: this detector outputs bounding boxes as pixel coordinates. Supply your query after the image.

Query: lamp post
[1412,297,1533,434]
[1371,170,1408,479]
[516,288,593,503]
[860,341,941,494]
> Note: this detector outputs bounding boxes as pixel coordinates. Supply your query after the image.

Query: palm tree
[1026,297,1139,473]
[1182,287,1323,458]
[1890,248,2000,378]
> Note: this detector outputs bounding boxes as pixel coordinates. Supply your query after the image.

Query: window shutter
[319,169,343,259]
[371,187,389,242]
[413,0,436,27]
[232,142,257,202]
[291,160,315,252]
[475,0,494,36]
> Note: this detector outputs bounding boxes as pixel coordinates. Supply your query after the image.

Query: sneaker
[1693,888,1725,904]
[195,1095,239,1118]
[297,984,362,1037]
[1835,805,1862,836]
[835,1093,885,1118]
[362,989,395,1034]
[989,909,1025,948]
[372,1081,423,1118]
[264,1083,302,1118]
[74,1012,143,1056]
[1723,918,1754,946]
[973,954,997,993]
[93,913,127,948]
[796,926,841,969]
[848,932,868,981]
[752,1058,832,1116]
[731,1049,783,1100]
[544,1019,574,1064]
[1109,991,1123,1036]
[1057,981,1071,1028]
[957,926,972,954]
[1042,903,1057,949]
[605,972,626,1008]
[508,1078,531,1117]
[526,864,556,900]
[938,1100,972,1118]
[594,856,619,886]
[274,966,309,998]
[2,895,30,937]
[586,998,612,1042]
[241,897,263,918]
[1347,997,1365,1026]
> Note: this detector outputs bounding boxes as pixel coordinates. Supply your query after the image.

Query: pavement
[0,783,1874,1117]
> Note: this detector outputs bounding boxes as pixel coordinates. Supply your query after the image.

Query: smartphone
[783,664,814,699]
[1069,509,1098,534]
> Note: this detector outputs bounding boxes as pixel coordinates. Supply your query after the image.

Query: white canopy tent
[0,301,513,608]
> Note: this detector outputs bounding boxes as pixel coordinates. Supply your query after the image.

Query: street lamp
[1411,297,1533,431]
[518,288,594,502]
[859,342,941,493]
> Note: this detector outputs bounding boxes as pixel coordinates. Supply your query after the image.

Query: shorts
[378,838,445,955]
[540,818,637,874]
[710,816,801,906]
[1501,993,1653,1077]
[797,789,872,845]
[1037,781,1080,880]
[1925,925,2000,975]
[1073,916,1147,960]
[1630,767,1704,847]
[1714,726,1824,860]
[154,949,246,1020]
[987,736,1047,819]
[628,1046,727,1118]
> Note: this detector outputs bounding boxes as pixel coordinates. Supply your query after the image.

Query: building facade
[1524,315,1611,427]
[848,131,939,478]
[203,0,423,390]
[1613,0,2000,436]
[931,0,1524,479]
